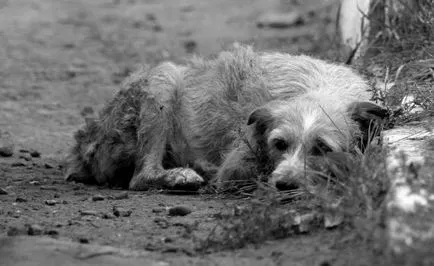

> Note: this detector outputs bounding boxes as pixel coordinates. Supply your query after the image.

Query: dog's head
[64,118,100,184]
[247,98,388,191]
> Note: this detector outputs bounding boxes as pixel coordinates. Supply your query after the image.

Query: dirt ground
[0,0,383,265]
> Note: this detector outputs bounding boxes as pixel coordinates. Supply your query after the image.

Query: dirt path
[0,1,379,265]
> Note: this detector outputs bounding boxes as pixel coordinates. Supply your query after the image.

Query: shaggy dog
[65,45,388,191]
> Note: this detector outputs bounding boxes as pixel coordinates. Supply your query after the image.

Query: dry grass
[361,0,434,125]
[196,140,390,252]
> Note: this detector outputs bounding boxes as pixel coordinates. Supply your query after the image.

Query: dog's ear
[247,107,274,135]
[348,101,389,150]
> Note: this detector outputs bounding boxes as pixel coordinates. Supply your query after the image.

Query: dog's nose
[275,180,300,191]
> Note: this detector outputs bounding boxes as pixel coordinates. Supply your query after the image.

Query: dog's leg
[128,64,204,191]
[216,144,260,192]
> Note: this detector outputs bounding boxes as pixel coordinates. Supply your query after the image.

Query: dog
[64,45,388,192]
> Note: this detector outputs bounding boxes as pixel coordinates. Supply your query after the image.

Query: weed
[196,130,391,252]
[360,0,434,125]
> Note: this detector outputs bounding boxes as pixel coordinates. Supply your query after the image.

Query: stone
[0,146,14,157]
[92,194,105,201]
[80,210,98,216]
[45,229,59,236]
[183,40,197,54]
[257,11,305,29]
[113,206,132,217]
[324,212,344,229]
[16,197,27,203]
[44,163,54,169]
[0,131,14,157]
[152,207,166,214]
[29,149,41,158]
[19,154,31,161]
[11,162,26,167]
[45,200,57,206]
[101,212,115,219]
[27,224,44,236]
[111,191,128,200]
[78,237,90,244]
[168,206,192,216]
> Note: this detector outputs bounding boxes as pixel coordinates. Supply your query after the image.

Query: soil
[0,0,380,265]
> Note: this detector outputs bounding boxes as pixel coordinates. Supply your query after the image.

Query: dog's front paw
[129,168,204,191]
[163,168,204,191]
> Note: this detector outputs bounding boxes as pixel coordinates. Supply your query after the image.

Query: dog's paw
[129,168,204,191]
[163,168,204,191]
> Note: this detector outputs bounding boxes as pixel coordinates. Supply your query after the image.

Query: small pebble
[80,210,98,216]
[45,229,59,236]
[152,207,166,213]
[92,194,105,201]
[40,185,58,191]
[30,149,41,158]
[168,206,192,216]
[44,163,54,169]
[45,200,57,206]
[0,188,8,195]
[256,11,305,28]
[19,154,31,161]
[29,180,41,186]
[111,191,128,200]
[11,162,26,167]
[101,212,115,219]
[16,197,27,203]
[0,146,14,157]
[27,224,44,236]
[19,149,30,153]
[162,237,173,243]
[324,212,344,229]
[294,213,316,233]
[113,206,132,217]
[79,238,90,244]
[183,40,197,53]
[54,222,63,228]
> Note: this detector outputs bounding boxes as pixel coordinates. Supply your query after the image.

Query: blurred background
[0,0,343,156]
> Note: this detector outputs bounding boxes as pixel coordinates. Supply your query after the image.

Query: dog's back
[175,46,372,165]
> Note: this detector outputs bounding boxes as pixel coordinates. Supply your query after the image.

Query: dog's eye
[312,139,332,155]
[273,139,288,151]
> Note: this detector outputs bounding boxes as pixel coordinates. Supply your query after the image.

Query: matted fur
[65,45,387,191]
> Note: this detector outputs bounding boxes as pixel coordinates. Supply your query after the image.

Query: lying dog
[65,45,388,191]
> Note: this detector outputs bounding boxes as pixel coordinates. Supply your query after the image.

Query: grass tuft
[196,139,390,252]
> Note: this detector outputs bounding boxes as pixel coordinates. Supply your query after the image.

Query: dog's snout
[275,180,300,191]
